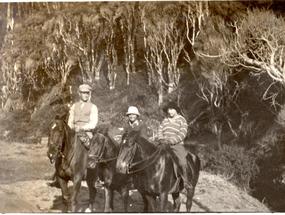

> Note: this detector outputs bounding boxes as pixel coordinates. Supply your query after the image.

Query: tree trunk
[123,37,131,85]
[7,3,14,31]
[147,71,152,86]
[94,54,104,81]
[158,77,163,106]
[126,69,130,86]
[168,82,175,94]
[106,40,118,90]
[130,38,136,73]
[17,3,22,17]
[45,2,51,14]
[108,69,117,90]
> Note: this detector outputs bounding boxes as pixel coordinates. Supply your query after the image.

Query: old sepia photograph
[0,0,284,212]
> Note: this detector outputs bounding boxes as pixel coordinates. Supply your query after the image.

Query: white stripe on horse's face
[51,123,57,130]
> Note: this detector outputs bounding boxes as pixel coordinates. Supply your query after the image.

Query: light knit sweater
[157,114,188,145]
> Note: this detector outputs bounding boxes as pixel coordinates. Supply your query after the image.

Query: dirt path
[0,140,270,212]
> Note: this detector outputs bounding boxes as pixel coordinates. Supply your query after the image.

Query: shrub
[201,144,259,191]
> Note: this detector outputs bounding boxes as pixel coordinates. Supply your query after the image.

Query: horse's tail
[186,152,201,187]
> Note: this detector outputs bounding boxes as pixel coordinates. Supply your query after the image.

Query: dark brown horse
[47,118,131,212]
[86,131,130,212]
[47,118,88,212]
[116,130,200,212]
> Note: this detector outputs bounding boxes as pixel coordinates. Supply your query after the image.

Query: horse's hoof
[85,207,92,212]
[47,180,61,188]
[88,204,97,212]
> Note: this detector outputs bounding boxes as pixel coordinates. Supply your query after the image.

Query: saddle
[76,131,97,168]
[158,143,190,192]
[87,141,101,169]
[77,131,91,150]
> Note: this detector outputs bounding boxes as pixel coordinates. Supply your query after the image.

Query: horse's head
[90,133,108,161]
[47,119,67,164]
[116,130,150,174]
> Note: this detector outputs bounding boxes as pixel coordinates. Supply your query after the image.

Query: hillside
[0,140,269,212]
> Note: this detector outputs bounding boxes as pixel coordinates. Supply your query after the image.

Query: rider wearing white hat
[122,106,148,140]
[126,106,140,116]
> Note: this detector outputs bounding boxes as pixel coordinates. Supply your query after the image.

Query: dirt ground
[0,140,270,213]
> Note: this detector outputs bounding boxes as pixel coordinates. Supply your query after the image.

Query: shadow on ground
[50,185,180,212]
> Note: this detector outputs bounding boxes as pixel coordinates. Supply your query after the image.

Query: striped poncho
[157,114,188,145]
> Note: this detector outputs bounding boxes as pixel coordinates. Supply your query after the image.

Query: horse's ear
[131,130,140,139]
[104,135,110,145]
[95,125,109,136]
[55,115,61,120]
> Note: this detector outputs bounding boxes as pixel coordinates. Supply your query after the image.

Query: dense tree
[117,2,138,85]
[220,9,285,108]
[100,3,121,90]
[0,1,284,108]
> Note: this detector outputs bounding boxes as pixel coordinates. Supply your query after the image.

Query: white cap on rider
[126,106,140,116]
[79,84,92,93]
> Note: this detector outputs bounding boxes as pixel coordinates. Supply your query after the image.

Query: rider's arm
[168,116,188,145]
[67,104,75,129]
[81,104,98,131]
[157,119,165,140]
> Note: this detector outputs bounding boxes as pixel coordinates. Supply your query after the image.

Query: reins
[59,122,74,170]
[127,144,161,174]
[97,156,117,163]
[94,134,118,164]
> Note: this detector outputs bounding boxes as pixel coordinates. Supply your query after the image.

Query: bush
[201,144,259,191]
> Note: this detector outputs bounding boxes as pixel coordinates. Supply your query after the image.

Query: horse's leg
[58,177,70,212]
[172,192,181,212]
[71,175,83,212]
[86,168,98,212]
[144,194,156,212]
[138,192,147,212]
[119,186,129,212]
[159,192,168,212]
[185,185,195,212]
[137,191,148,212]
[104,186,114,212]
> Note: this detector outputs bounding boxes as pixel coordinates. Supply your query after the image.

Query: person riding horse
[48,83,98,187]
[158,101,191,189]
[68,83,98,139]
[122,106,148,140]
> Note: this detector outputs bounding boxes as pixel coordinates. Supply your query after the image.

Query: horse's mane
[95,129,119,151]
[95,126,109,136]
[128,130,157,154]
[95,125,120,148]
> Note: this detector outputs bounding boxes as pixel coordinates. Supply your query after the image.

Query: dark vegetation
[1,1,285,212]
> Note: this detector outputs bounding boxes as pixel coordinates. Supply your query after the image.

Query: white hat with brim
[126,106,140,116]
[79,84,92,92]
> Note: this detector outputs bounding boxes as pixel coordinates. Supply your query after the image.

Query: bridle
[92,133,117,164]
[49,121,68,161]
[124,140,161,175]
